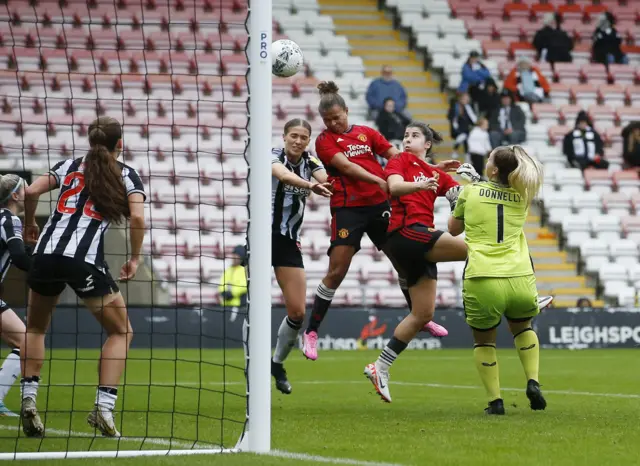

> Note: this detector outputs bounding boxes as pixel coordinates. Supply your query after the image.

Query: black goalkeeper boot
[526,379,547,411]
[484,398,505,415]
[271,360,292,395]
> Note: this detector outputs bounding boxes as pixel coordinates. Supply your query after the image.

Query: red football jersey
[315,125,393,208]
[385,151,459,231]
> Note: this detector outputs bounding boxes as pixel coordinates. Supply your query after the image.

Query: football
[272,39,304,78]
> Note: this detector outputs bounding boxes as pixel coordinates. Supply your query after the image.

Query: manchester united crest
[338,228,349,239]
[357,134,367,142]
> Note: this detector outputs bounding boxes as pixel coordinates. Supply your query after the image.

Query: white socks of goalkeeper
[0,349,20,402]
[273,316,302,364]
[96,386,118,412]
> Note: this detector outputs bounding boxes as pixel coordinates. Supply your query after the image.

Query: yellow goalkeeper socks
[473,344,501,401]
[514,328,540,382]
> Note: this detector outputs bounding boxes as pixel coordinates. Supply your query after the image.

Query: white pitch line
[31,380,640,399]
[268,450,404,466]
[161,380,640,399]
[0,425,218,450]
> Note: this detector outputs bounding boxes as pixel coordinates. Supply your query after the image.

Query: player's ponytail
[85,117,129,224]
[0,174,23,207]
[493,145,543,203]
[317,81,347,115]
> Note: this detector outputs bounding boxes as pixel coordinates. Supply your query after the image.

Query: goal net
[0,0,271,458]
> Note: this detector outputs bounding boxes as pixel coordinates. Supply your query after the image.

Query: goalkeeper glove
[445,185,463,211]
[457,163,481,183]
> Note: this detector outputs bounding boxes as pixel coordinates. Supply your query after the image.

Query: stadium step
[525,226,556,241]
[531,251,568,265]
[319,0,448,130]
[535,263,577,278]
[536,276,588,289]
[528,238,560,252]
[538,287,598,303]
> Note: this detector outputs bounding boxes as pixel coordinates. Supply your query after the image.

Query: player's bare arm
[387,174,438,197]
[24,174,57,244]
[121,192,146,281]
[272,163,332,198]
[448,216,465,236]
[330,152,387,192]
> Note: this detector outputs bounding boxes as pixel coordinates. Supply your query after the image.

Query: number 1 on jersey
[496,204,504,243]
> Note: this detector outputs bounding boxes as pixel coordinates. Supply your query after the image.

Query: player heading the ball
[20,116,146,437]
[302,82,450,362]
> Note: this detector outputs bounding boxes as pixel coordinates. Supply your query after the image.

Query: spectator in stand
[592,12,628,65]
[488,90,527,148]
[458,51,492,106]
[219,245,248,312]
[533,13,573,63]
[476,78,501,118]
[562,111,608,170]
[576,297,592,309]
[376,98,411,145]
[447,92,477,152]
[467,117,492,178]
[621,121,640,169]
[503,57,551,105]
[366,65,409,120]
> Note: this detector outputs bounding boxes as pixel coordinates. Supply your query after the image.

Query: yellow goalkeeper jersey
[452,181,534,279]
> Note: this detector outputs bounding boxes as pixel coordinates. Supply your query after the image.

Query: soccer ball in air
[272,39,304,78]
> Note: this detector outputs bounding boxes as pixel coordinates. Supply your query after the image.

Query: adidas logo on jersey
[345,144,372,158]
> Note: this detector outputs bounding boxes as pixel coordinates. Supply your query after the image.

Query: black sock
[306,283,336,333]
[376,337,409,370]
[98,386,118,396]
[21,376,40,384]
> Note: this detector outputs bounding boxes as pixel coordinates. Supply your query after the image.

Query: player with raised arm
[20,117,146,437]
[270,118,332,394]
[302,82,452,361]
[363,125,552,403]
[448,145,547,415]
[0,175,32,417]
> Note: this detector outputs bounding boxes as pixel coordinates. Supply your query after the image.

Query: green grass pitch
[2,348,639,465]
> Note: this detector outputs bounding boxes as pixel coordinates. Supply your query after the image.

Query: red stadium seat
[557,4,583,21]
[616,107,640,128]
[553,62,582,84]
[598,84,626,107]
[581,63,609,85]
[584,169,613,190]
[614,171,640,192]
[532,103,560,124]
[504,3,530,21]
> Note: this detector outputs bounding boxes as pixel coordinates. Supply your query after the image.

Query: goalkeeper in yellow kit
[448,145,547,415]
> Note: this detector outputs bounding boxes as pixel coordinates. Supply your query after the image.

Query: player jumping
[364,124,552,403]
[0,175,32,417]
[20,116,146,437]
[448,145,547,414]
[270,118,332,394]
[302,82,453,360]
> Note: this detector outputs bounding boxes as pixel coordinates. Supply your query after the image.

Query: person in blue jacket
[458,51,492,105]
[366,65,409,120]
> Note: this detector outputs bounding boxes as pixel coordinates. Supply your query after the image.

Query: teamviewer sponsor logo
[345,144,372,158]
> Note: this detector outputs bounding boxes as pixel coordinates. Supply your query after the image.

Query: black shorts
[387,224,445,287]
[0,300,10,313]
[28,254,119,299]
[329,202,391,255]
[272,233,304,269]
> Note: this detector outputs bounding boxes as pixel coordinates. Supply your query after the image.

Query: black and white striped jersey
[271,148,324,242]
[0,209,23,282]
[35,157,146,272]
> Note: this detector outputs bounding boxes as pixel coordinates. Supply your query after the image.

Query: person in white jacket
[467,118,492,178]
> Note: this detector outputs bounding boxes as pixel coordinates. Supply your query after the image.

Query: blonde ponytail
[507,146,543,203]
